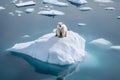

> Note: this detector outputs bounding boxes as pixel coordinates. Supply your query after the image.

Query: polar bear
[56,22,68,38]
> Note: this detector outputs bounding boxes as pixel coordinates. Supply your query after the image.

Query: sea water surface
[0,0,120,80]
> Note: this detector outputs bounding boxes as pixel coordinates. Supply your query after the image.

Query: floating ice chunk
[68,0,88,6]
[104,7,115,10]
[25,8,34,13]
[110,46,120,50]
[11,0,18,4]
[117,16,120,19]
[79,7,92,11]
[8,31,86,65]
[78,23,86,26]
[43,0,69,7]
[38,9,65,17]
[15,1,36,7]
[0,6,5,10]
[9,12,15,16]
[15,10,23,16]
[94,0,113,3]
[22,35,30,38]
[90,38,112,49]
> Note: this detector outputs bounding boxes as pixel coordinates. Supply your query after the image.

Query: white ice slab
[0,6,5,10]
[68,0,88,5]
[43,0,69,7]
[104,7,115,10]
[25,8,34,13]
[94,0,113,3]
[78,23,86,26]
[8,31,86,65]
[79,7,92,11]
[111,46,120,50]
[15,1,36,7]
[38,9,65,16]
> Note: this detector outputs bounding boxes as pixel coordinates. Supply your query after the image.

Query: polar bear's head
[58,22,64,27]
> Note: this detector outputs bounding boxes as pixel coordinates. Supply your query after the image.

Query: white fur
[56,22,68,38]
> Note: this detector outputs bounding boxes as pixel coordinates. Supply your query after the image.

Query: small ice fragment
[117,16,120,19]
[15,1,36,7]
[43,0,69,7]
[11,0,18,4]
[111,46,120,50]
[38,9,65,17]
[25,8,34,13]
[79,7,92,11]
[68,0,88,6]
[0,6,5,10]
[78,23,86,26]
[15,10,23,14]
[104,7,115,10]
[22,35,30,38]
[9,12,15,16]
[94,0,114,3]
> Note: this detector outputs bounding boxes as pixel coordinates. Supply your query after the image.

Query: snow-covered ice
[15,1,36,7]
[90,38,112,49]
[104,7,115,10]
[38,9,65,17]
[68,0,88,5]
[94,0,113,3]
[79,7,92,11]
[111,46,120,50]
[8,31,86,65]
[43,0,69,7]
[0,6,5,10]
[78,23,86,26]
[25,8,34,13]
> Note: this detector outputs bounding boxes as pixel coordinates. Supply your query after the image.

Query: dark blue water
[0,0,120,80]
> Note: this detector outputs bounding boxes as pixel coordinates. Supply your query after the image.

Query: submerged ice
[8,31,86,65]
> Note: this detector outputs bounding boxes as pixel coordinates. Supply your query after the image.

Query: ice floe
[94,0,114,3]
[90,38,112,49]
[43,0,69,7]
[78,23,86,26]
[25,8,34,13]
[79,7,92,11]
[15,1,36,7]
[8,31,86,65]
[111,46,120,50]
[9,12,15,16]
[15,10,23,16]
[117,16,120,19]
[11,0,18,4]
[104,7,115,10]
[22,35,30,38]
[0,6,5,10]
[38,9,65,17]
[68,0,88,6]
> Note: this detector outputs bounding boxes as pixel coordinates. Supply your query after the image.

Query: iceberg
[79,7,92,11]
[8,31,86,78]
[78,23,86,26]
[104,7,115,10]
[43,0,69,7]
[94,0,113,3]
[8,31,86,65]
[25,8,34,13]
[90,38,112,49]
[0,6,5,10]
[67,0,88,6]
[37,9,65,17]
[15,1,36,7]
